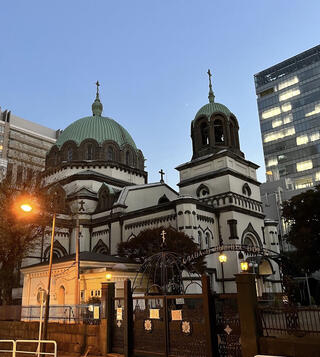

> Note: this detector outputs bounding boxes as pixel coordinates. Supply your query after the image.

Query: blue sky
[1,0,320,188]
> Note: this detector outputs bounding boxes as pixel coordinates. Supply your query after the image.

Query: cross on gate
[159,169,165,183]
[161,230,166,244]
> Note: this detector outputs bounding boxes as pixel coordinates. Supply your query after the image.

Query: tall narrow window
[214,119,224,143]
[200,122,209,145]
[107,146,114,161]
[87,144,93,160]
[67,147,73,161]
[126,151,131,166]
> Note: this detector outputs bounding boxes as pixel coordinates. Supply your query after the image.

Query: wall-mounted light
[106,273,112,281]
[240,261,248,272]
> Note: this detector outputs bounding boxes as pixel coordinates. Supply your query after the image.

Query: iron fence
[20,304,101,324]
[257,305,320,337]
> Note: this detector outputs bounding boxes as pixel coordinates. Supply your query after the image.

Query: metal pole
[43,212,56,340]
[36,290,45,357]
[221,262,225,294]
[75,217,80,318]
[305,272,312,305]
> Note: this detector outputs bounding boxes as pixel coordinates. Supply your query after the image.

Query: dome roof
[55,115,137,149]
[194,102,231,120]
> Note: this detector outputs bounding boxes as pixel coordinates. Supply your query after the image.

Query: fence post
[124,279,133,357]
[235,273,260,357]
[100,282,115,355]
[202,274,219,357]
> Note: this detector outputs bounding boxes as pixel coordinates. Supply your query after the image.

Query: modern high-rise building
[255,45,320,191]
[0,108,59,183]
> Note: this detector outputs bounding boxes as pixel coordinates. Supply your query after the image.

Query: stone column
[235,273,260,357]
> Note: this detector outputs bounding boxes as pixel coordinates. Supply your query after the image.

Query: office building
[255,45,320,190]
[0,108,58,183]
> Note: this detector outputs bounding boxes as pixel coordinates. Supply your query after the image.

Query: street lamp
[240,261,248,272]
[19,200,56,341]
[218,252,227,293]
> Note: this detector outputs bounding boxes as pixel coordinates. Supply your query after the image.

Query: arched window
[198,231,203,250]
[196,184,210,198]
[126,151,131,166]
[214,119,224,143]
[243,234,257,247]
[58,286,65,305]
[205,232,211,248]
[107,146,114,161]
[242,183,252,196]
[200,122,209,145]
[67,147,73,162]
[87,144,93,160]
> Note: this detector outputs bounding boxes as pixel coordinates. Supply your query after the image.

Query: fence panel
[257,305,320,337]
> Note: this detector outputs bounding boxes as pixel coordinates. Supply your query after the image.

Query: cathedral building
[22,75,281,307]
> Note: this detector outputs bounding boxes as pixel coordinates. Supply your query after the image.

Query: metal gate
[132,294,208,356]
[215,295,242,357]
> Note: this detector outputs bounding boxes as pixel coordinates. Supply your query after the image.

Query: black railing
[257,305,320,337]
[20,304,101,324]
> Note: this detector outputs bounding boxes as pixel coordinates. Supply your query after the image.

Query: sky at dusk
[1,0,320,188]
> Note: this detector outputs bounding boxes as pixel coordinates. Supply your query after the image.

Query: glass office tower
[255,45,320,190]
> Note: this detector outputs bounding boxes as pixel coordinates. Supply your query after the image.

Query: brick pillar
[100,282,115,355]
[235,273,260,357]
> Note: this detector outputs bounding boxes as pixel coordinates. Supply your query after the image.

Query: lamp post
[218,252,227,294]
[20,203,56,341]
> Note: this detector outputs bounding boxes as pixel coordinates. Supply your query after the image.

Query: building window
[296,160,313,172]
[279,88,300,102]
[16,165,23,184]
[242,183,251,196]
[126,151,131,166]
[263,126,295,143]
[198,231,203,250]
[214,119,224,143]
[67,147,73,161]
[200,122,209,145]
[205,232,211,248]
[107,146,114,161]
[227,219,238,239]
[278,76,299,90]
[87,144,93,160]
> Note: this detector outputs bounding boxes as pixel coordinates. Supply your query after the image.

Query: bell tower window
[214,119,225,143]
[200,122,209,145]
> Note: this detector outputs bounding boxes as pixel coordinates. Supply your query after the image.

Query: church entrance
[109,276,218,357]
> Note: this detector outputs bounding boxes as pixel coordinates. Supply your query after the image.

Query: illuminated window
[266,170,273,176]
[310,132,320,141]
[0,145,2,150]
[281,103,292,112]
[262,107,281,119]
[296,135,309,146]
[315,172,320,181]
[283,114,293,124]
[295,177,313,189]
[306,104,320,117]
[267,158,278,167]
[272,119,282,128]
[264,127,295,143]
[279,88,300,102]
[296,160,313,172]
[278,76,299,90]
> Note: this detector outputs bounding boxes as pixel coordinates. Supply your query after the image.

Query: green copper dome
[55,115,137,149]
[195,102,231,119]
